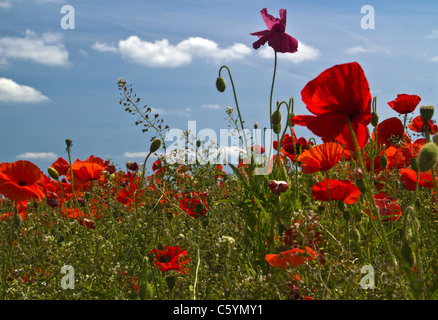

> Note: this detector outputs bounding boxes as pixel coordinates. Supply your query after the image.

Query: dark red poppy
[375,117,405,147]
[312,179,361,204]
[387,94,421,114]
[408,115,438,135]
[273,130,312,162]
[179,191,208,218]
[268,180,289,194]
[292,62,372,150]
[370,193,402,221]
[50,157,70,177]
[250,8,298,53]
[149,245,189,274]
[0,160,45,202]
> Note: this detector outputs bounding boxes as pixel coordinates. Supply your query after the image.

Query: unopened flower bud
[380,155,388,169]
[254,122,258,129]
[273,122,282,134]
[400,241,415,267]
[216,77,226,92]
[371,112,379,127]
[418,142,438,172]
[420,105,435,122]
[271,109,283,125]
[355,178,367,193]
[409,157,419,172]
[150,138,162,153]
[47,167,59,180]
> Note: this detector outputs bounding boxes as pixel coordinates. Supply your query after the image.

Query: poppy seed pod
[216,77,226,92]
[417,142,438,172]
[420,105,435,122]
[47,167,59,180]
[409,157,419,172]
[271,109,283,125]
[150,138,162,153]
[371,111,379,127]
[355,178,367,193]
[273,122,282,134]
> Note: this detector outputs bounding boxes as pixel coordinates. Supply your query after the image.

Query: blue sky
[0,0,437,174]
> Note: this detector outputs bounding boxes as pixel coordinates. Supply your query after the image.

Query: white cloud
[345,46,367,54]
[16,152,58,161]
[93,36,252,68]
[201,104,221,110]
[0,29,70,67]
[426,30,438,39]
[257,41,320,63]
[0,1,12,9]
[0,77,49,103]
[428,56,438,62]
[123,151,147,158]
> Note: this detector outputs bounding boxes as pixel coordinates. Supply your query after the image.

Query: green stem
[219,65,250,166]
[269,51,278,129]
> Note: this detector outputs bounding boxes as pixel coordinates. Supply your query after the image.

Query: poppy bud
[337,200,345,212]
[409,158,419,172]
[380,155,388,169]
[216,77,226,92]
[400,241,415,267]
[342,210,350,221]
[150,138,162,153]
[371,112,379,127]
[273,122,282,134]
[351,227,361,242]
[65,139,73,149]
[420,105,435,122]
[166,276,176,290]
[271,110,283,125]
[13,212,22,228]
[47,167,59,180]
[418,142,438,172]
[355,178,367,193]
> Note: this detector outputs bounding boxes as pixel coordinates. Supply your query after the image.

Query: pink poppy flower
[250,8,298,53]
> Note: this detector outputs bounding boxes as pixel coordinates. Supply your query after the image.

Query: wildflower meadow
[1,7,438,306]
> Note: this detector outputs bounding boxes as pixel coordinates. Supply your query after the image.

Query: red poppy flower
[369,193,402,221]
[67,156,108,186]
[298,142,344,174]
[50,157,70,177]
[149,245,189,274]
[0,160,45,202]
[265,247,316,268]
[312,179,361,204]
[274,130,313,162]
[250,8,298,53]
[387,94,421,114]
[400,168,437,191]
[179,191,208,218]
[408,115,438,134]
[375,117,405,147]
[292,62,372,150]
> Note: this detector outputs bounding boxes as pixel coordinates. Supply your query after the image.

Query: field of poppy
[1,8,438,301]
